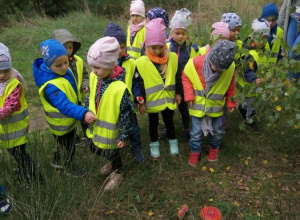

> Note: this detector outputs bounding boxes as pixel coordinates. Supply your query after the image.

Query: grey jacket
[278,0,293,41]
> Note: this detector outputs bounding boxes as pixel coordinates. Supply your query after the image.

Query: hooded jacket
[33,58,87,121]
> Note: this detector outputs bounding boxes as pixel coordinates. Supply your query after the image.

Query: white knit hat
[0,43,12,70]
[251,18,270,40]
[130,0,145,17]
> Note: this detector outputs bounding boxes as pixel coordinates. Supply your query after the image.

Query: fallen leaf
[148,211,154,216]
[233,201,240,207]
[209,198,213,202]
[209,168,215,173]
[202,166,207,171]
[109,210,115,214]
[276,106,282,111]
[245,160,249,166]
[264,160,268,165]
[281,131,285,135]
[267,173,273,178]
[226,166,230,171]
[294,124,299,129]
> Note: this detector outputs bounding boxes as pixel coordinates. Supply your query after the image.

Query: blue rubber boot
[149,141,160,158]
[169,139,179,155]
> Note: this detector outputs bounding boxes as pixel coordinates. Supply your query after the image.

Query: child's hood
[51,29,81,57]
[32,58,59,88]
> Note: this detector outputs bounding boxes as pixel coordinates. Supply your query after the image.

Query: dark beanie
[261,3,279,19]
[209,40,235,70]
[103,23,126,43]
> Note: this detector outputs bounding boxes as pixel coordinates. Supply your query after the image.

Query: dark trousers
[89,144,122,174]
[52,129,76,165]
[178,93,190,130]
[148,107,176,142]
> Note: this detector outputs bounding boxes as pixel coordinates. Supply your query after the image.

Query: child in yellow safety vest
[33,39,97,177]
[126,0,146,59]
[87,37,134,191]
[137,18,181,158]
[260,3,284,63]
[103,22,145,163]
[0,43,42,185]
[237,18,270,131]
[182,40,236,165]
[51,29,90,145]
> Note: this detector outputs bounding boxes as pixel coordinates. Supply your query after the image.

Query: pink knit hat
[145,18,166,46]
[211,22,230,39]
[87,37,119,69]
[130,0,145,17]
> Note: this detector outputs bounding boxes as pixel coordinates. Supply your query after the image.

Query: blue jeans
[129,113,141,151]
[189,116,224,153]
[287,17,300,82]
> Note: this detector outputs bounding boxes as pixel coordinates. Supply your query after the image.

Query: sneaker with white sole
[0,186,12,216]
[100,162,113,176]
[104,172,123,191]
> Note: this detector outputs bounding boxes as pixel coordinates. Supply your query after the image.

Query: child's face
[0,68,12,83]
[63,41,74,57]
[91,66,113,79]
[148,45,164,57]
[50,55,69,75]
[119,43,126,59]
[265,16,277,29]
[255,35,268,49]
[229,26,241,42]
[172,28,187,44]
[131,14,143,25]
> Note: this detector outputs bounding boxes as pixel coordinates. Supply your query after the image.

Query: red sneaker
[208,147,219,162]
[189,152,200,166]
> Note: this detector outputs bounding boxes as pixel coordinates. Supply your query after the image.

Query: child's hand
[117,140,127,148]
[175,94,182,105]
[139,104,146,115]
[255,78,263,86]
[227,107,235,113]
[84,112,97,124]
[82,86,89,93]
[187,101,193,108]
[136,96,144,104]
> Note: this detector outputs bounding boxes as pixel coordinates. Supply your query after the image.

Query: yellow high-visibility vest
[126,26,146,60]
[265,27,283,64]
[136,52,178,113]
[0,78,29,148]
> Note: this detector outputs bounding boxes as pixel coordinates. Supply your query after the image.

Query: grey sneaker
[100,162,113,176]
[104,172,123,191]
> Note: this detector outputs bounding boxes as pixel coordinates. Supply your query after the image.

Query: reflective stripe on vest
[0,78,29,148]
[265,27,283,64]
[39,77,78,136]
[136,52,178,113]
[126,26,146,59]
[184,56,235,117]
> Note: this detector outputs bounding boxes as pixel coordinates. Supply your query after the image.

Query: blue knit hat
[147,7,169,27]
[40,39,68,69]
[261,3,279,19]
[104,23,127,43]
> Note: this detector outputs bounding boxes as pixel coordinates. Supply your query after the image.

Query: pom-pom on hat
[130,0,145,17]
[209,40,235,70]
[145,18,166,46]
[261,3,279,19]
[40,39,68,69]
[87,37,119,69]
[211,22,230,39]
[221,13,242,30]
[0,43,12,70]
[104,23,127,43]
[169,8,192,31]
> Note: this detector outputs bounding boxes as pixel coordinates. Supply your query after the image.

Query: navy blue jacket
[33,58,88,121]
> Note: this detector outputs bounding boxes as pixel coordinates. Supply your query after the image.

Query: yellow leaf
[209,168,215,173]
[202,166,207,171]
[209,198,213,202]
[226,166,230,171]
[284,80,291,85]
[283,154,288,158]
[267,173,273,178]
[233,201,240,207]
[282,158,288,162]
[148,211,154,216]
[264,160,268,165]
[109,210,115,214]
[275,106,282,111]
[245,160,249,166]
[281,132,285,135]
[294,124,299,129]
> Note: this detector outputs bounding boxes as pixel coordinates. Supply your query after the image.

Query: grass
[0,3,300,220]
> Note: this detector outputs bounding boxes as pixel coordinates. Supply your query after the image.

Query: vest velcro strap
[165,97,175,104]
[191,103,205,111]
[164,85,175,91]
[0,109,29,125]
[95,120,117,130]
[94,134,117,145]
[194,89,205,97]
[44,111,69,119]
[208,93,225,101]
[48,122,75,131]
[145,84,164,95]
[206,106,224,113]
[145,98,165,108]
[0,125,29,141]
[126,46,141,53]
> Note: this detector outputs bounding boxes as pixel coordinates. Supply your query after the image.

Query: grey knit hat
[209,40,235,70]
[0,43,12,70]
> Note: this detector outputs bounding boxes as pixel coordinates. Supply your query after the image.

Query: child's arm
[45,84,88,121]
[132,70,143,103]
[244,55,258,83]
[0,84,22,120]
[117,89,134,147]
[225,75,237,112]
[181,69,195,104]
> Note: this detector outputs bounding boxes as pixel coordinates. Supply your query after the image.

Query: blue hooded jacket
[33,58,88,121]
